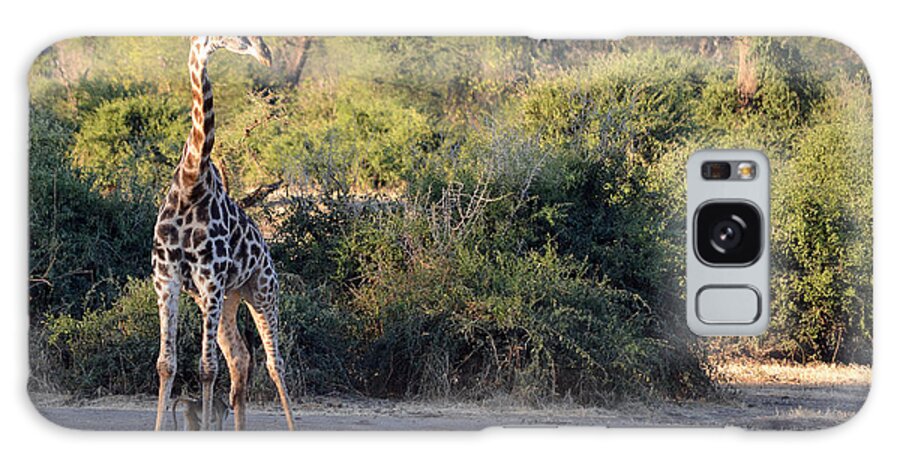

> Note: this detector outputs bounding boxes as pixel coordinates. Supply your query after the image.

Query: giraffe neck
[180,37,216,187]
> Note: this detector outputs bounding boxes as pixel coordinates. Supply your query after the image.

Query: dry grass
[713,358,871,386]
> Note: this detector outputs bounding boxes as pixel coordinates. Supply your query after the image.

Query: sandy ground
[32,380,869,432]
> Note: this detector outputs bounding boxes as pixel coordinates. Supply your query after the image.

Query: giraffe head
[194,36,272,66]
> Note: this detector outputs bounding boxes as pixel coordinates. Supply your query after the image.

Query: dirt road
[32,382,868,431]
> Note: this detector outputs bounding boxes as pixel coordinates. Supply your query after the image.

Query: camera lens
[695,202,762,265]
[710,218,743,251]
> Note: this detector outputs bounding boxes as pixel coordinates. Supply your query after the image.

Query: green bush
[238,81,435,191]
[344,185,711,402]
[36,277,360,398]
[29,107,157,318]
[520,51,707,161]
[69,94,187,198]
[769,77,873,363]
[38,278,192,395]
[511,53,704,323]
[753,37,823,123]
[266,192,390,286]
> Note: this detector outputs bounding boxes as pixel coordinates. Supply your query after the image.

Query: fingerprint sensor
[696,286,761,324]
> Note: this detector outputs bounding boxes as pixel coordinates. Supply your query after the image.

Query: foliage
[344,192,711,402]
[29,107,157,319]
[266,192,388,286]
[769,78,873,363]
[35,277,359,399]
[39,278,187,395]
[520,51,707,160]
[69,94,187,198]
[229,81,435,191]
[515,53,703,305]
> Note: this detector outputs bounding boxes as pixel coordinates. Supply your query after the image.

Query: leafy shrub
[753,37,823,122]
[266,192,390,286]
[37,278,196,395]
[769,77,873,363]
[512,53,702,321]
[345,185,712,403]
[36,277,359,398]
[69,94,187,198]
[520,51,707,162]
[29,107,157,318]
[239,81,435,190]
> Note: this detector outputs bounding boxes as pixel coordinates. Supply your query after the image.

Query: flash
[737,162,756,180]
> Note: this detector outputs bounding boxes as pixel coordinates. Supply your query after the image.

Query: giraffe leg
[247,296,296,431]
[198,285,224,431]
[217,291,249,431]
[154,275,180,431]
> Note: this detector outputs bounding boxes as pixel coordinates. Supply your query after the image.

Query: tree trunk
[284,37,313,87]
[737,37,758,110]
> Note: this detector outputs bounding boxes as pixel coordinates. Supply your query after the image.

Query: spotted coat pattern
[152,36,294,431]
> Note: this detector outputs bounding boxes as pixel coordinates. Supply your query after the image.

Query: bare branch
[237,180,284,209]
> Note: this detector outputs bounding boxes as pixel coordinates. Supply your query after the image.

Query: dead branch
[237,180,284,209]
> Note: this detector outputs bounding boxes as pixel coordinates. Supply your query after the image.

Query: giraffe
[151,36,296,431]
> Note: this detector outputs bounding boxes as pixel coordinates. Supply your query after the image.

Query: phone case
[28,36,872,431]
